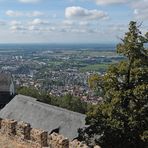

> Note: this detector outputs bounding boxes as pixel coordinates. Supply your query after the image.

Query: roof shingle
[0,95,86,140]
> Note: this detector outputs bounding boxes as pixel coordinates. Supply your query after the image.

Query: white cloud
[62,20,75,26]
[27,11,43,17]
[94,0,132,5]
[59,19,99,34]
[29,18,49,25]
[62,20,90,28]
[93,0,148,21]
[28,25,40,31]
[79,21,90,26]
[131,0,148,8]
[10,25,26,31]
[132,0,148,20]
[18,0,40,3]
[65,6,108,20]
[6,10,44,17]
[107,24,127,33]
[10,20,22,25]
[6,10,22,17]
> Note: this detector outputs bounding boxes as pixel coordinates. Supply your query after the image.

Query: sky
[0,0,148,44]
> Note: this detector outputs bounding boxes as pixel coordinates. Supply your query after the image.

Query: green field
[80,63,110,72]
[79,51,117,57]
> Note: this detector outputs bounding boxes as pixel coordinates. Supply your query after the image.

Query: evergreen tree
[78,21,148,148]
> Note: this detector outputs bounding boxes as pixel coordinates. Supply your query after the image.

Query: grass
[79,51,117,57]
[48,61,63,66]
[80,63,110,72]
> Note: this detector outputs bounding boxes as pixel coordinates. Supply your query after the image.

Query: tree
[78,21,148,148]
[51,93,88,114]
[17,87,88,114]
[17,86,51,104]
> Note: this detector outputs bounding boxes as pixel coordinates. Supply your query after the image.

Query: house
[0,94,86,140]
[0,72,15,108]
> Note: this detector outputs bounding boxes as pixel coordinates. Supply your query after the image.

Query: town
[0,45,124,104]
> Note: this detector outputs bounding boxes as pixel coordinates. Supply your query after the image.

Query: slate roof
[0,72,12,92]
[0,95,86,140]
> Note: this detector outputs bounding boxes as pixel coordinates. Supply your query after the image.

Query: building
[0,95,86,140]
[0,72,15,108]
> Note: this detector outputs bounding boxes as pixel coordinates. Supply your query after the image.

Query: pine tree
[78,21,148,148]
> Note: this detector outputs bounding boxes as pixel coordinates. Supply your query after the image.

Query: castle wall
[0,118,100,148]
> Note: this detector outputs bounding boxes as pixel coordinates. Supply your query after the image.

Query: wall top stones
[0,118,100,148]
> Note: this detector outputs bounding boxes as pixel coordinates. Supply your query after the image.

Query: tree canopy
[78,21,148,148]
[17,86,88,114]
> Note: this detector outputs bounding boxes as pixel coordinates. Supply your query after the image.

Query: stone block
[59,138,69,148]
[48,133,69,148]
[16,121,31,140]
[1,119,17,136]
[70,139,88,148]
[48,133,59,148]
[30,128,48,147]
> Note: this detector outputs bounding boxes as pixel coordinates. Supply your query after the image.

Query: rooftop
[0,94,86,140]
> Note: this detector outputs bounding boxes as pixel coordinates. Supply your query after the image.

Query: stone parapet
[70,139,89,148]
[1,118,17,136]
[0,118,101,148]
[16,121,31,140]
[31,128,48,147]
[48,132,69,148]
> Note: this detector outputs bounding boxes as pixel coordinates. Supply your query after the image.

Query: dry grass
[0,133,40,148]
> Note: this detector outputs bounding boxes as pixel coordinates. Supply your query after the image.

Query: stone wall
[0,118,100,148]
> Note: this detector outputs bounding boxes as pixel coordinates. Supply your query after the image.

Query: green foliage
[17,86,51,104]
[79,21,148,148]
[80,63,109,72]
[50,93,88,114]
[17,87,88,114]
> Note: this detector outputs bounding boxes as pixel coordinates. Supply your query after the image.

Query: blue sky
[0,0,148,43]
